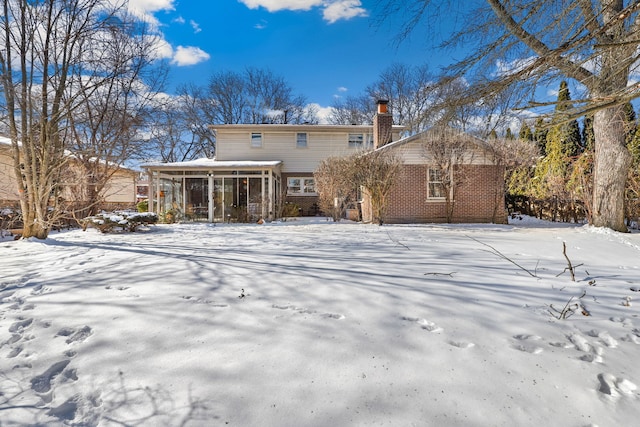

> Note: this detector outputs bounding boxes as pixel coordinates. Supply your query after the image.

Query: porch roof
[142,157,282,171]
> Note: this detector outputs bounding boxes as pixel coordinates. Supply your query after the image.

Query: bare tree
[328,94,375,125]
[378,0,640,232]
[353,150,402,225]
[366,63,436,135]
[421,127,478,222]
[313,156,357,221]
[204,67,316,125]
[176,83,217,159]
[65,12,166,217]
[0,0,141,239]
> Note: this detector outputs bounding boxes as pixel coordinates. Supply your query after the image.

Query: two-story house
[143,100,506,224]
[142,112,404,222]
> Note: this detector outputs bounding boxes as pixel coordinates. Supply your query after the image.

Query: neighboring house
[0,138,18,206]
[0,136,138,210]
[143,100,506,224]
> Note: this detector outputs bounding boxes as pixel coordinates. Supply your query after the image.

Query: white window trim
[348,133,364,148]
[296,132,308,148]
[427,167,447,200]
[251,132,263,148]
[347,133,373,149]
[287,177,317,195]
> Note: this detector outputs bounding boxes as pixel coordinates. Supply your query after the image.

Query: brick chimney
[373,99,392,149]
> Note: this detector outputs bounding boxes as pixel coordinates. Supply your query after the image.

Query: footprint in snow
[512,334,544,354]
[47,396,80,422]
[9,318,33,333]
[30,360,71,394]
[448,340,475,349]
[56,326,93,344]
[182,295,229,307]
[272,304,344,320]
[7,345,23,358]
[568,333,604,363]
[597,373,637,400]
[586,329,618,348]
[401,316,443,333]
[4,333,22,346]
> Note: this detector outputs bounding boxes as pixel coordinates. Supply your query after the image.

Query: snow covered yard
[1,218,639,426]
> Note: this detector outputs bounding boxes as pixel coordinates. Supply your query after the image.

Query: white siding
[216,127,375,173]
[392,138,495,166]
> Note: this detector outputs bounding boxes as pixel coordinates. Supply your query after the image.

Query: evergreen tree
[533,117,548,155]
[628,119,640,168]
[552,81,582,157]
[488,129,498,139]
[519,122,533,141]
[505,128,514,140]
[531,81,581,208]
[623,102,637,147]
[625,111,640,226]
[582,115,595,153]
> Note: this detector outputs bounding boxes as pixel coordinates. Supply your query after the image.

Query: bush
[137,200,149,212]
[83,211,158,233]
[281,203,300,217]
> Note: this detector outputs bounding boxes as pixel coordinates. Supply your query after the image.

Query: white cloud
[308,103,333,124]
[149,36,174,60]
[337,86,348,92]
[171,46,211,66]
[323,1,367,24]
[173,16,185,24]
[190,20,202,34]
[255,19,269,30]
[127,0,176,28]
[239,0,322,12]
[239,0,367,23]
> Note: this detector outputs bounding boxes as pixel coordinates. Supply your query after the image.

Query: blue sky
[128,0,453,116]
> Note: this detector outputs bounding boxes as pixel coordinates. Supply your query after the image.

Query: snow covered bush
[83,211,158,233]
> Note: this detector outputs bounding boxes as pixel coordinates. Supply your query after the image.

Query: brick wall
[282,172,320,216]
[373,164,506,224]
[373,113,393,149]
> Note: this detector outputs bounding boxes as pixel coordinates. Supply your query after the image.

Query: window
[428,168,445,199]
[348,133,364,148]
[288,177,316,195]
[296,132,308,148]
[251,132,262,148]
[365,133,374,148]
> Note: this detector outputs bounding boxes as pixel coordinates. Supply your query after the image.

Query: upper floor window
[348,133,373,149]
[348,133,364,148]
[288,177,316,195]
[428,168,446,199]
[296,132,308,148]
[251,132,262,148]
[365,133,374,148]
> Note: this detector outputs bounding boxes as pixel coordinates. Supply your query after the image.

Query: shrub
[281,203,300,217]
[83,211,158,233]
[137,200,149,212]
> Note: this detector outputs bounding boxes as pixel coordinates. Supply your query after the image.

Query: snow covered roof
[141,157,283,170]
[0,136,14,147]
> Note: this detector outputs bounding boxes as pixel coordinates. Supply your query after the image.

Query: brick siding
[282,172,321,216]
[370,164,506,224]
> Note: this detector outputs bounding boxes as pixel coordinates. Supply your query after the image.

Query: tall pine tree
[519,122,533,141]
[533,117,548,155]
[532,81,581,207]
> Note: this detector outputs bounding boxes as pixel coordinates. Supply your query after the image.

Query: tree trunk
[592,104,631,232]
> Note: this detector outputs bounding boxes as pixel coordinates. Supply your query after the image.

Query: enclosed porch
[143,159,282,223]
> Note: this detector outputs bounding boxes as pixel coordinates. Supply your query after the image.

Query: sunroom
[142,158,282,223]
